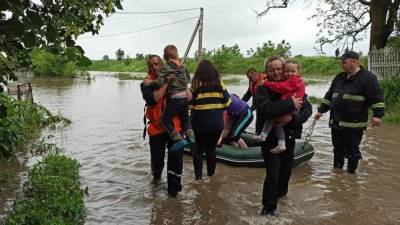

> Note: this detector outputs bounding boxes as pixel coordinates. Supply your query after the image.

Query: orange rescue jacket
[145,74,182,137]
[249,73,267,95]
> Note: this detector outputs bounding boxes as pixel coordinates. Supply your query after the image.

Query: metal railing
[368,48,400,79]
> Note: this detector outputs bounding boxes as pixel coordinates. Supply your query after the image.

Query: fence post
[17,85,21,100]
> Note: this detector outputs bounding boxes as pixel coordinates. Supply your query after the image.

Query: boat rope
[303,118,316,146]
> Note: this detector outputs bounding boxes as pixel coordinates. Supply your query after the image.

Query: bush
[380,76,400,108]
[380,76,400,123]
[4,154,85,225]
[29,48,89,78]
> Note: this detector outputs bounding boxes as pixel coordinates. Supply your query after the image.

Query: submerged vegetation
[4,153,85,225]
[0,94,84,224]
[0,93,70,158]
[115,72,145,80]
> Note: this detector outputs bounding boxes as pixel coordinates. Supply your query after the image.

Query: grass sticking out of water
[116,73,145,80]
[222,77,242,85]
[307,96,323,105]
[4,153,85,225]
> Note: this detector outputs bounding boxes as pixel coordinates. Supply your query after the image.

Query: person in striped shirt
[189,60,231,180]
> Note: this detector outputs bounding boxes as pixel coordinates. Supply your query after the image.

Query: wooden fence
[368,48,400,79]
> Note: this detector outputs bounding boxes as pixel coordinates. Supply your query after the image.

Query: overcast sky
[77,0,370,60]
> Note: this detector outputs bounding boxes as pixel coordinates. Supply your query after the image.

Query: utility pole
[182,7,204,64]
[197,7,203,62]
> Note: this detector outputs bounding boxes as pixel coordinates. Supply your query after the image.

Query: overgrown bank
[4,153,85,225]
[1,94,84,224]
[0,93,70,158]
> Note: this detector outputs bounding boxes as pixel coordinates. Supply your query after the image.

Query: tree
[135,53,144,60]
[115,49,125,60]
[252,40,291,58]
[102,55,110,61]
[0,0,123,76]
[260,0,400,51]
[211,44,243,73]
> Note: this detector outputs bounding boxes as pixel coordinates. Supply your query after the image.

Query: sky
[76,0,370,60]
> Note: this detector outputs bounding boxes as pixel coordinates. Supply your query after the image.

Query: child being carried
[256,59,305,154]
[148,45,195,152]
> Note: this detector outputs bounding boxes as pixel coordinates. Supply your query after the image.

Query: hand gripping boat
[183,132,314,167]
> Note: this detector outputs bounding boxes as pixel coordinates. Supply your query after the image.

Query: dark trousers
[331,128,363,161]
[161,97,191,138]
[261,131,295,210]
[230,109,253,142]
[149,133,183,194]
[192,130,222,178]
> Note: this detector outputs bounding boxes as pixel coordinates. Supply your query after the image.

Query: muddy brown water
[1,73,399,225]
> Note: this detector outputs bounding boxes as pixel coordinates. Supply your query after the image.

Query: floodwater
[1,73,399,225]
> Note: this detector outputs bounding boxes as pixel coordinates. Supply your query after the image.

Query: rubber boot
[261,205,279,216]
[333,154,344,169]
[347,159,359,174]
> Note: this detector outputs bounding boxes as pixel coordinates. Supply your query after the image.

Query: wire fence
[368,48,400,79]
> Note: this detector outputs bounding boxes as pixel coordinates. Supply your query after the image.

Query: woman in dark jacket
[255,56,312,216]
[189,60,231,180]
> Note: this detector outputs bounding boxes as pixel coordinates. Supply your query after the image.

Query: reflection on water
[1,73,399,225]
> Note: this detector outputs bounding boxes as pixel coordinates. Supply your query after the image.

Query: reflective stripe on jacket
[318,67,384,129]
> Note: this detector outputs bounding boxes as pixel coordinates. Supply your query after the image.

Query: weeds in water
[0,93,70,158]
[4,154,85,225]
[221,77,242,85]
[116,73,145,80]
[30,138,62,155]
[307,96,323,105]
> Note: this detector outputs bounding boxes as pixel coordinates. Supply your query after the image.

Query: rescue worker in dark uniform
[315,50,385,174]
[140,55,183,197]
[255,56,312,216]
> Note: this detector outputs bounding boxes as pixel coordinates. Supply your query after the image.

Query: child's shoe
[171,131,183,141]
[170,139,188,152]
[185,129,196,149]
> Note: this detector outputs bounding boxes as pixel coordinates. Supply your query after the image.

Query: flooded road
[2,73,400,225]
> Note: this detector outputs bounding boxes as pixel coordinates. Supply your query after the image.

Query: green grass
[89,59,146,72]
[307,96,323,105]
[4,153,85,225]
[383,108,400,124]
[90,55,367,78]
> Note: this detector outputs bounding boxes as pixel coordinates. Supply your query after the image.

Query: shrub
[4,154,85,225]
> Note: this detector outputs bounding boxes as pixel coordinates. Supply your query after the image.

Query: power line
[114,7,200,15]
[80,17,198,39]
[110,3,266,19]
